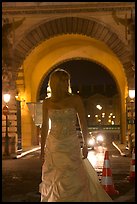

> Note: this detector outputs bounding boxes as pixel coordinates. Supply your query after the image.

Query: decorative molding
[2,2,134,16]
[2,7,134,16]
[2,2,134,8]
[2,7,134,88]
[13,17,131,63]
[2,17,26,67]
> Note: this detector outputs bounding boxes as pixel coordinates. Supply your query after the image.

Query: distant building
[2,2,134,152]
[83,93,120,126]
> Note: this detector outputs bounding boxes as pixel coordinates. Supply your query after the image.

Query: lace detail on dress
[48,108,77,139]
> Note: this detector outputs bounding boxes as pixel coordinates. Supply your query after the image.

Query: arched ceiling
[21,34,127,102]
[13,17,133,87]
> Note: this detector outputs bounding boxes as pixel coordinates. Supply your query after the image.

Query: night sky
[39,59,118,99]
[59,60,115,86]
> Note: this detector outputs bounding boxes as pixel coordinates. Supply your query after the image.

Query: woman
[39,68,112,202]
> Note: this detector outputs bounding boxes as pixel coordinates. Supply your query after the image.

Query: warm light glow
[49,118,51,130]
[96,105,102,110]
[129,89,135,99]
[110,113,113,116]
[15,95,19,99]
[15,92,20,100]
[95,115,98,118]
[87,151,97,168]
[16,146,41,159]
[96,134,104,142]
[47,86,51,97]
[88,138,95,146]
[111,121,115,125]
[3,94,10,103]
[88,114,90,117]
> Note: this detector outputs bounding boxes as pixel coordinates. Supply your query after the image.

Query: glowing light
[129,89,135,99]
[96,134,104,142]
[88,138,95,146]
[3,94,10,103]
[16,146,41,159]
[96,105,102,110]
[47,86,51,97]
[49,118,51,129]
[87,151,97,168]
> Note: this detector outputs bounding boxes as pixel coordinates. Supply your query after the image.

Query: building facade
[84,93,120,126]
[2,2,135,155]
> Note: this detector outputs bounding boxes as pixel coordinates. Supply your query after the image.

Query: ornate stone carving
[112,10,135,69]
[2,17,25,67]
[2,67,16,91]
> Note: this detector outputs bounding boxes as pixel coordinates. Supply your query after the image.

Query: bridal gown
[39,108,113,202]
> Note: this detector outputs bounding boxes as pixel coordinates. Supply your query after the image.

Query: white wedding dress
[39,108,113,202]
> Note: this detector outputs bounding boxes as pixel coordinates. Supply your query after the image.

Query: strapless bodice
[48,108,77,139]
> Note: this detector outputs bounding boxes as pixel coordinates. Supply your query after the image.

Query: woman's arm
[40,100,49,164]
[74,95,90,158]
[74,95,89,145]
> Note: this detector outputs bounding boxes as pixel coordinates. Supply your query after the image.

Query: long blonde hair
[47,69,72,99]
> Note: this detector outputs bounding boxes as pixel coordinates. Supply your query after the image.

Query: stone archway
[14,16,133,87]
[37,57,121,101]
[21,35,127,146]
[13,16,133,106]
[14,17,131,147]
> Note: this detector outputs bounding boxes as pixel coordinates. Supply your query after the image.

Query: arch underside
[13,17,133,89]
[12,16,129,145]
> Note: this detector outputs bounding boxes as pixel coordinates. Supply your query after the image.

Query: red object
[101,151,119,195]
[127,148,135,182]
[3,105,9,116]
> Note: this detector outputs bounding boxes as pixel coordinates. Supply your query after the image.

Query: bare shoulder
[70,94,83,106]
[71,94,82,101]
[42,98,50,109]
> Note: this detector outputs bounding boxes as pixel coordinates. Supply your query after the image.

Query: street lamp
[3,93,10,156]
[128,89,135,130]
[4,94,11,104]
[129,89,135,101]
[126,89,135,154]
